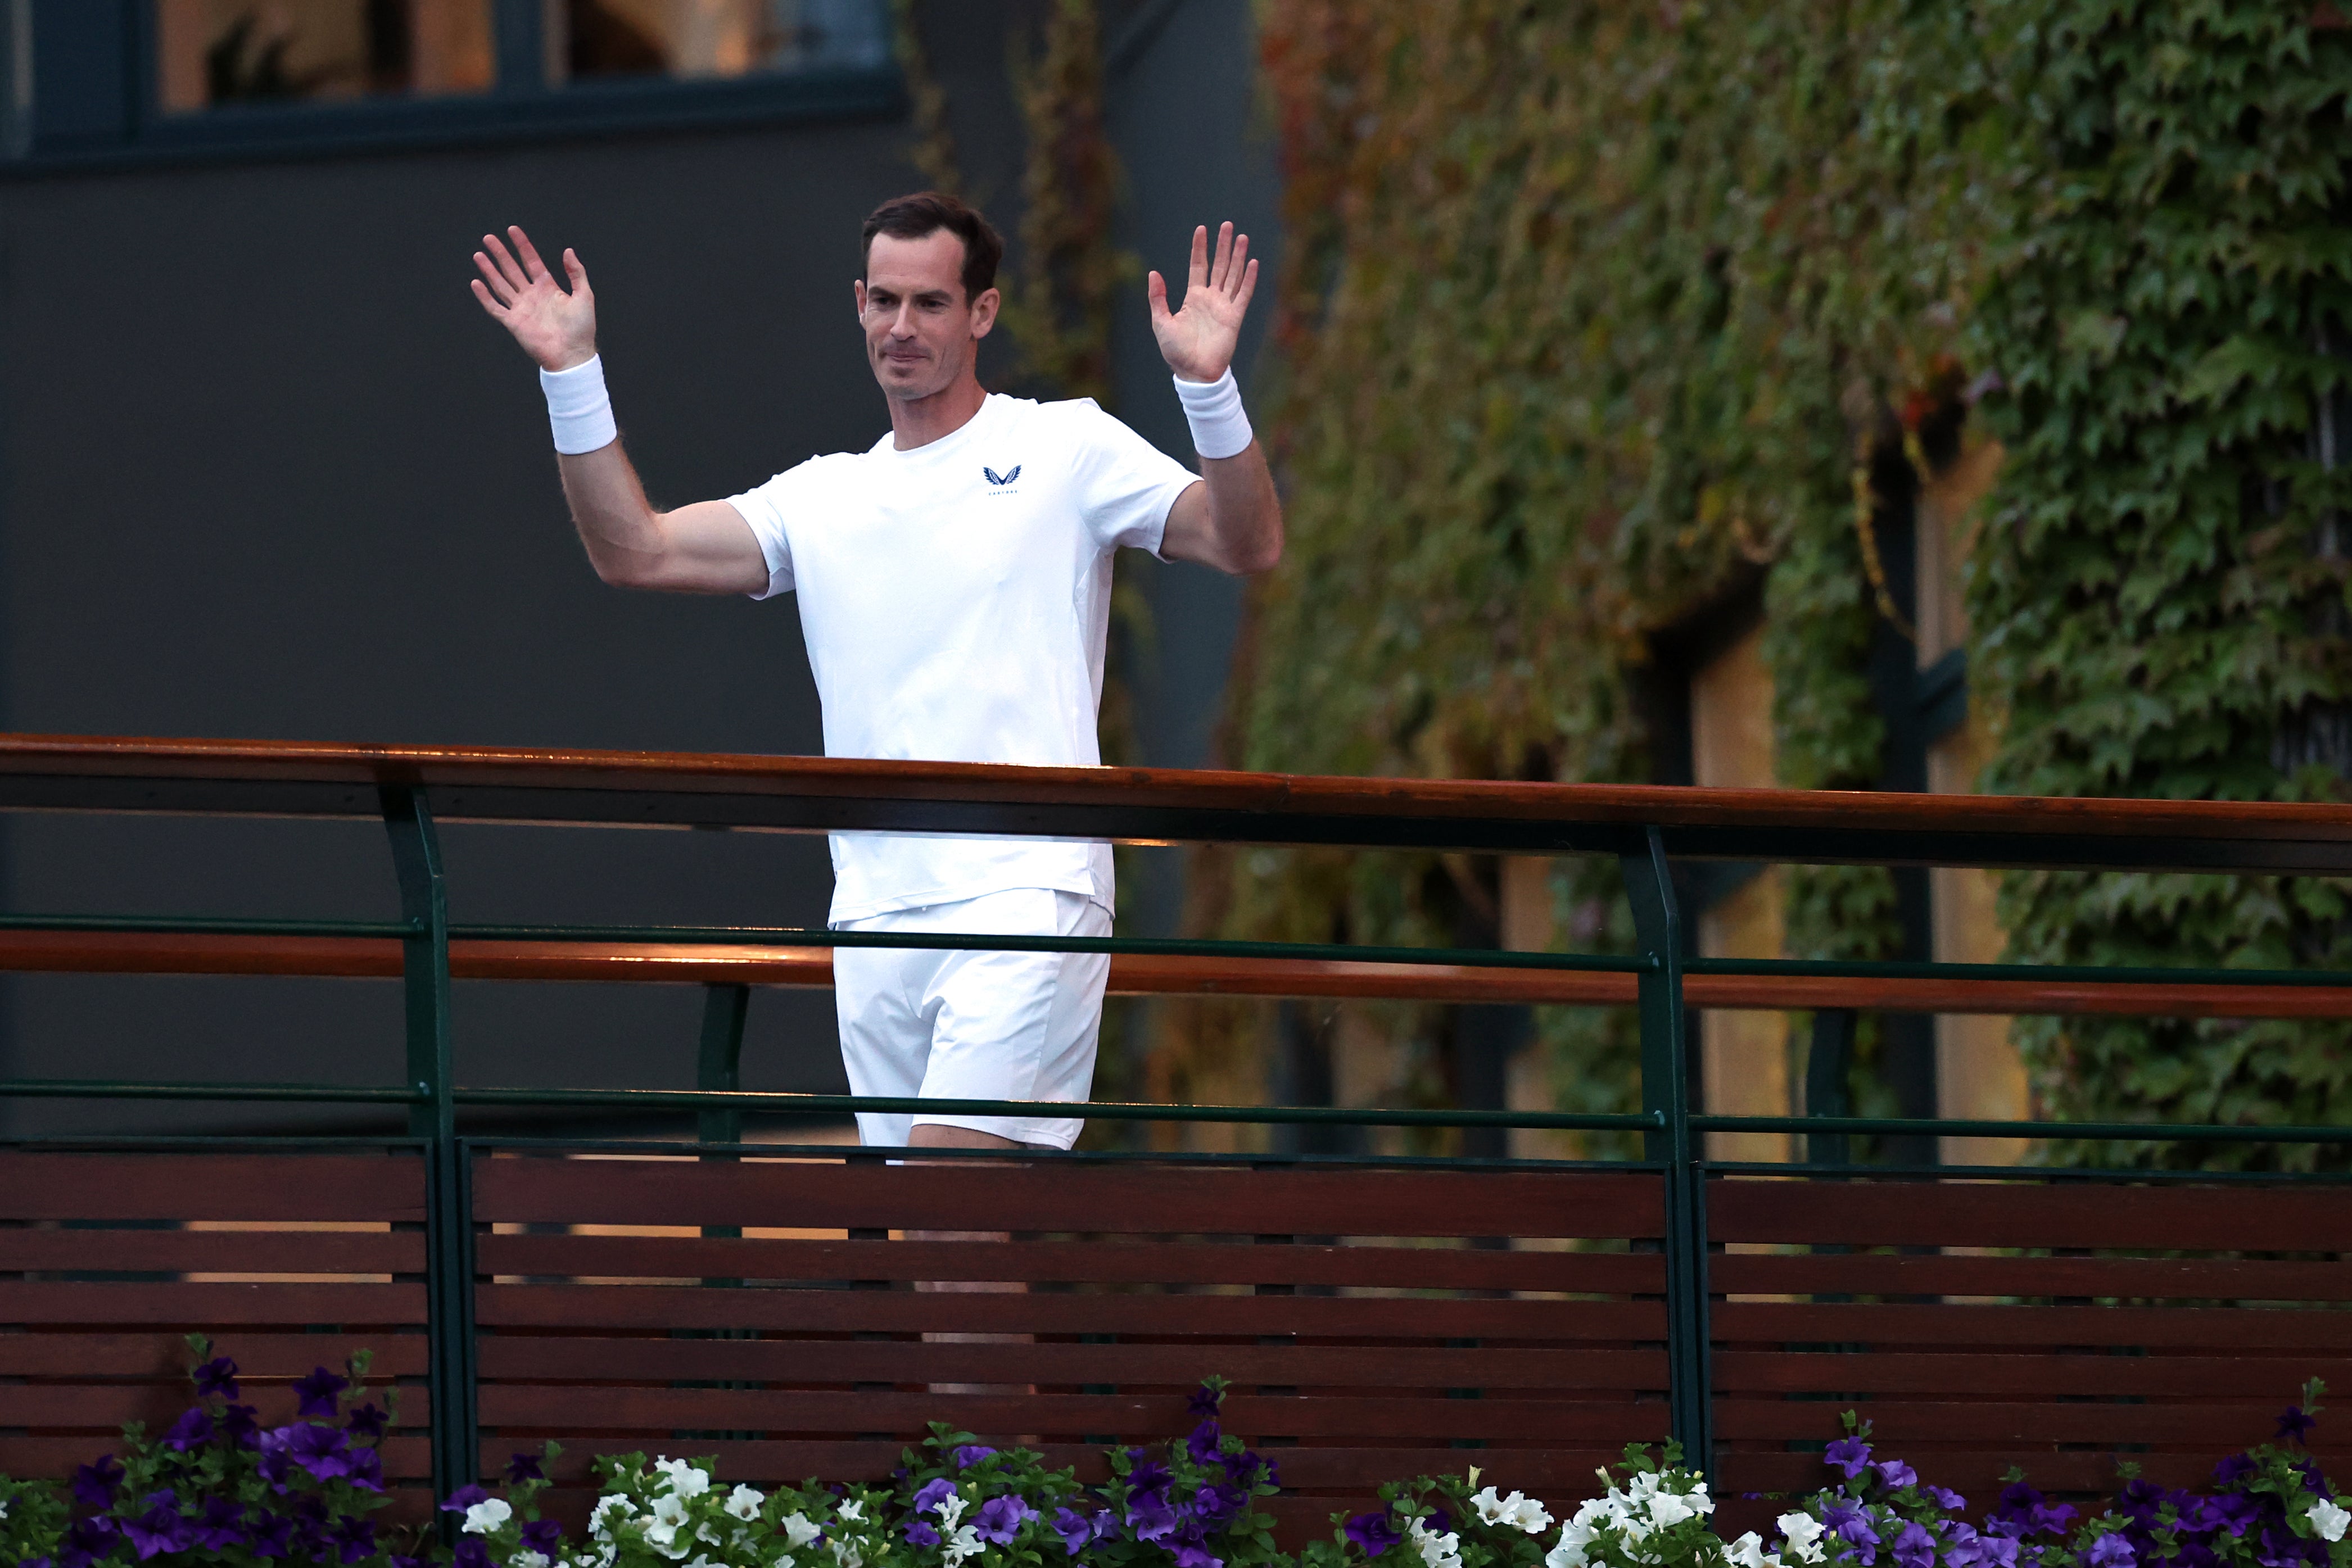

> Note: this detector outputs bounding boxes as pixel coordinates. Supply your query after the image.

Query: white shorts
[833,888,1111,1150]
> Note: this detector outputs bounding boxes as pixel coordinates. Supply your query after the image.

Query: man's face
[855,229,998,402]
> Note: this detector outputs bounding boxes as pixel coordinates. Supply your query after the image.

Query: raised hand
[1148,221,1258,383]
[471,225,597,372]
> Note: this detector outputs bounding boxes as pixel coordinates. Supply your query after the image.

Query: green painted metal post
[1806,1009,1855,1166]
[696,983,751,1146]
[382,787,477,1512]
[1620,827,1709,1468]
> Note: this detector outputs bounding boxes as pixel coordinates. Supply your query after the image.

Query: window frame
[2,0,902,171]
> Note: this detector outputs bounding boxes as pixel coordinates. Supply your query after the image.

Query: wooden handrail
[5,731,2352,871]
[4,930,2348,1019]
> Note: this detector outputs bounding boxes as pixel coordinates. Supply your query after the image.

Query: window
[156,1,496,112]
[552,1,887,84]
[1,0,897,165]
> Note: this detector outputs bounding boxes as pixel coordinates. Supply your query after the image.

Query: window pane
[551,0,888,85]
[156,1,495,113]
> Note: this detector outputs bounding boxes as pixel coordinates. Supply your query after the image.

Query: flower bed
[3,1344,2344,1568]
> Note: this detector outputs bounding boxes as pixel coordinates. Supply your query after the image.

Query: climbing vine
[1216,0,2352,1161]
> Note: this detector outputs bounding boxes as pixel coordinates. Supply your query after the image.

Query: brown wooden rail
[10,731,2352,871]
[6,929,2351,1017]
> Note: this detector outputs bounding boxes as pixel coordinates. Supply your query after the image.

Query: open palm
[471,225,598,373]
[1150,222,1258,383]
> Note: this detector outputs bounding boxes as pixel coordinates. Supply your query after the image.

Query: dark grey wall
[0,0,1281,1135]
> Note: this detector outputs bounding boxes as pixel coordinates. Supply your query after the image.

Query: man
[469,191,1282,1154]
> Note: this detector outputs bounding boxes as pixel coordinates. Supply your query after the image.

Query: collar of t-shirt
[869,392,1006,468]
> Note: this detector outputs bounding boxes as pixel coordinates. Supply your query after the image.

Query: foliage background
[1170,0,2352,1163]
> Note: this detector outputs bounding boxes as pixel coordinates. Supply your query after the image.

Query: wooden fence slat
[0,1153,427,1222]
[475,1283,1663,1340]
[0,1385,429,1429]
[1711,1351,2352,1398]
[0,1333,430,1379]
[472,1336,1666,1390]
[477,1388,1654,1441]
[0,1281,428,1323]
[1709,1178,2352,1253]
[473,1235,1658,1293]
[1712,1399,2307,1444]
[0,1230,419,1275]
[1712,1253,2352,1301]
[471,1158,1663,1239]
[1712,1299,2352,1349]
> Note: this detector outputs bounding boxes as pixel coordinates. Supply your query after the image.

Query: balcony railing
[3,732,2349,1534]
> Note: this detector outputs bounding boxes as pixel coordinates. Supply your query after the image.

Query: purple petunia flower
[452,1541,496,1568]
[191,1497,250,1551]
[389,1557,429,1568]
[1825,1502,1881,1564]
[123,1490,194,1560]
[1195,1482,1249,1528]
[1129,1457,1174,1499]
[330,1515,379,1565]
[1875,1460,1918,1492]
[1347,1511,1403,1557]
[1175,1546,1225,1568]
[70,1455,125,1507]
[1228,1450,1276,1489]
[286,1421,354,1481]
[1928,1487,1967,1513]
[1189,1420,1224,1466]
[952,1444,999,1470]
[975,1494,1033,1544]
[2279,1407,2319,1444]
[507,1450,545,1483]
[2214,1454,2258,1487]
[906,1520,943,1548]
[912,1478,957,1515]
[219,1402,262,1448]
[2088,1535,2136,1568]
[292,1366,350,1419]
[1894,1521,1938,1568]
[1053,1506,1111,1556]
[1129,1489,1182,1542]
[162,1406,215,1452]
[344,1403,388,1441]
[246,1511,295,1560]
[521,1517,564,1555]
[193,1356,241,1399]
[1188,1383,1224,1419]
[1826,1436,1874,1479]
[345,1444,386,1494]
[442,1483,493,1513]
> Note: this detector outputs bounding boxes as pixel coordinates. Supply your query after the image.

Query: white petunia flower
[784,1512,825,1548]
[1472,1487,1512,1525]
[515,1553,551,1568]
[725,1485,765,1522]
[695,1521,721,1546]
[1649,1492,1696,1529]
[839,1499,867,1524]
[591,1495,637,1539]
[2312,1499,2351,1543]
[833,1538,866,1568]
[1411,1516,1465,1568]
[1777,1513,1828,1566]
[643,1520,680,1552]
[1726,1532,1768,1568]
[463,1498,514,1535]
[943,1523,985,1568]
[1510,1496,1556,1535]
[936,1494,968,1532]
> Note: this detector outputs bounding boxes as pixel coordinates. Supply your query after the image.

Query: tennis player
[470,191,1282,1153]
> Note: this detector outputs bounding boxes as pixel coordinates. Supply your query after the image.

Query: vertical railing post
[1806,1009,1856,1166]
[1620,827,1709,1469]
[696,983,751,1148]
[383,786,476,1512]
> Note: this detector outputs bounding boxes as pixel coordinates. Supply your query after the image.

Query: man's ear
[853,279,868,319]
[969,285,1001,339]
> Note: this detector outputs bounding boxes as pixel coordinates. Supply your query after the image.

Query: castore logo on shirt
[982,464,1022,488]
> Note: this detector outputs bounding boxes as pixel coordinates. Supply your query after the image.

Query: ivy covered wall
[1184,1,2352,1161]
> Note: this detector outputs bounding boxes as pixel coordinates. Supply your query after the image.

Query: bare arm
[1148,222,1283,575]
[471,225,768,595]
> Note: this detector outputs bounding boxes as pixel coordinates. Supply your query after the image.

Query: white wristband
[540,354,618,455]
[1173,368,1253,460]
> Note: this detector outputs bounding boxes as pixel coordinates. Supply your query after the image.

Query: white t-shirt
[726,392,1198,925]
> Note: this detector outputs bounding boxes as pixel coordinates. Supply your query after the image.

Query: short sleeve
[725,457,830,600]
[1062,400,1200,559]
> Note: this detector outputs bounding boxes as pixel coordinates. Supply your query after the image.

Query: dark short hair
[861,191,1003,304]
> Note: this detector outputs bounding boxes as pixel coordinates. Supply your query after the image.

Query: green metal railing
[8,744,2352,1495]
